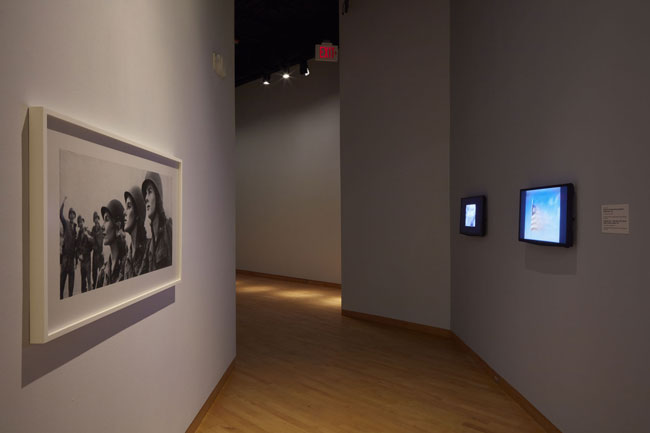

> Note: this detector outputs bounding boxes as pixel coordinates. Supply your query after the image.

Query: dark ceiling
[235,0,340,87]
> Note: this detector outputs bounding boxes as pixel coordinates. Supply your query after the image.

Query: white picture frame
[29,107,182,343]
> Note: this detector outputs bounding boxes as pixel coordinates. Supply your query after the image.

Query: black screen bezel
[460,195,486,236]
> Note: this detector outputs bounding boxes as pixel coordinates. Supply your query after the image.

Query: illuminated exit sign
[315,43,338,62]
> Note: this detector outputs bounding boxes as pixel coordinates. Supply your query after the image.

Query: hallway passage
[196,275,545,433]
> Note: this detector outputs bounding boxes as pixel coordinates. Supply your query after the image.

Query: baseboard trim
[340,309,561,433]
[451,335,562,433]
[236,269,342,289]
[341,308,453,338]
[185,357,236,433]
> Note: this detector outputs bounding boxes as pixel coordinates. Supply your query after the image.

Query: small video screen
[460,196,485,236]
[518,183,573,247]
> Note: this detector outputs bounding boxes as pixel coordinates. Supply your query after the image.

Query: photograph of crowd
[59,150,173,300]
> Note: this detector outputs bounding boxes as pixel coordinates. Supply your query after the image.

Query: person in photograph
[90,211,104,289]
[76,215,93,293]
[142,171,172,271]
[96,199,127,288]
[59,197,77,299]
[122,186,148,279]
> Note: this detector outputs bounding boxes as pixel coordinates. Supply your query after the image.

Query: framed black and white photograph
[29,107,182,343]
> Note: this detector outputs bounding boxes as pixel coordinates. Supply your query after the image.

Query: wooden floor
[196,275,545,433]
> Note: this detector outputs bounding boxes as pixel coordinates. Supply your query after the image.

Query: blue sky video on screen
[465,204,476,227]
[523,187,561,243]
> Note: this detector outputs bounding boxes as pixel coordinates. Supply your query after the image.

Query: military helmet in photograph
[101,199,125,224]
[124,185,146,221]
[142,171,163,204]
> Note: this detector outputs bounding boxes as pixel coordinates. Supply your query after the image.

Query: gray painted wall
[340,0,451,328]
[236,61,341,284]
[0,1,236,432]
[451,1,650,432]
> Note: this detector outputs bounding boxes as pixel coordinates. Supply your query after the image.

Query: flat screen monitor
[460,195,486,236]
[518,183,574,247]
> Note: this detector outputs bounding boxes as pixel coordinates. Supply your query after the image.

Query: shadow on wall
[524,243,577,275]
[523,196,577,275]
[20,113,175,387]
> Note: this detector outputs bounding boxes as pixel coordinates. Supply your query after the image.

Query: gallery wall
[339,0,451,328]
[236,61,341,284]
[0,1,236,432]
[450,1,650,432]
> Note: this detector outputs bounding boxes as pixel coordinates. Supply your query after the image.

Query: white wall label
[601,204,629,234]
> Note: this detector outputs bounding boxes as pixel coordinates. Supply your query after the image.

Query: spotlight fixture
[262,73,271,85]
[282,68,291,79]
[300,61,310,76]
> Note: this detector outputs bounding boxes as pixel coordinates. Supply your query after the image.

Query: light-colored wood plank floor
[196,275,545,433]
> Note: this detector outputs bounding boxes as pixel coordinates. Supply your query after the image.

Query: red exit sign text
[315,43,338,62]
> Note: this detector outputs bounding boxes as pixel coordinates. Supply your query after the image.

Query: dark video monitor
[460,195,486,236]
[518,183,574,247]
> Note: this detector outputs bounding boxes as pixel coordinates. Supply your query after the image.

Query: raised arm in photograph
[59,196,77,299]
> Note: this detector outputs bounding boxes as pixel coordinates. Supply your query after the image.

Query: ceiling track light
[282,67,291,79]
[262,73,271,85]
[300,61,310,76]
